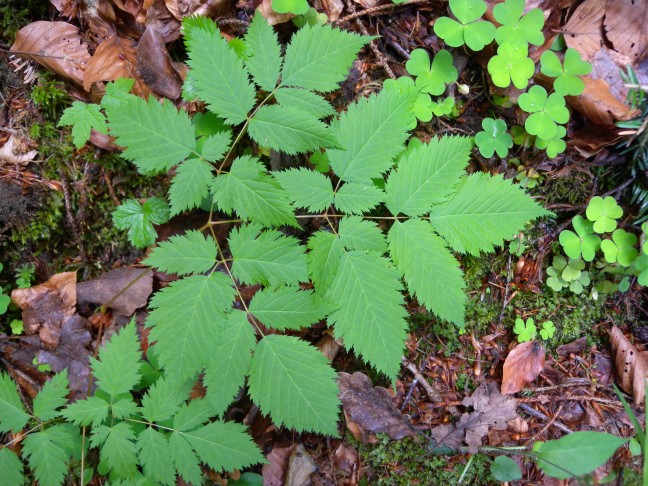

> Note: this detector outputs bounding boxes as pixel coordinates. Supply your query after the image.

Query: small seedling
[540,48,592,96]
[493,0,544,46]
[433,0,496,51]
[430,97,455,117]
[271,0,309,15]
[474,117,513,158]
[112,197,171,249]
[513,317,536,342]
[58,101,108,149]
[487,42,535,89]
[558,215,601,262]
[293,7,327,27]
[15,264,35,289]
[585,196,623,233]
[518,86,569,139]
[534,125,567,158]
[546,255,590,294]
[508,233,527,256]
[407,49,458,96]
[511,125,535,148]
[600,229,639,267]
[32,357,52,373]
[539,321,556,340]
[10,320,24,335]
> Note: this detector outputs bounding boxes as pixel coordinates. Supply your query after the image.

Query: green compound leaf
[518,86,569,139]
[385,136,472,216]
[535,125,567,158]
[33,370,69,421]
[389,220,466,326]
[104,94,196,175]
[249,105,340,154]
[183,16,255,124]
[275,88,336,119]
[248,334,340,435]
[229,223,309,286]
[211,155,297,227]
[429,173,552,255]
[407,49,458,96]
[204,310,257,417]
[540,48,592,96]
[329,89,414,183]
[272,0,309,15]
[487,42,535,89]
[145,230,217,276]
[273,167,334,212]
[112,197,170,249]
[307,231,344,292]
[244,12,282,91]
[513,317,537,342]
[250,287,329,330]
[493,0,544,46]
[0,448,24,486]
[169,432,201,485]
[600,229,639,266]
[327,251,408,381]
[474,118,513,158]
[281,24,372,93]
[147,273,235,387]
[23,424,77,486]
[169,158,215,216]
[334,182,384,214]
[585,196,623,233]
[0,372,30,433]
[91,422,139,479]
[111,397,138,421]
[173,398,213,433]
[558,215,601,261]
[58,101,108,148]
[201,131,232,162]
[62,395,110,427]
[338,216,387,254]
[140,377,184,423]
[382,76,418,127]
[138,427,176,486]
[433,0,496,51]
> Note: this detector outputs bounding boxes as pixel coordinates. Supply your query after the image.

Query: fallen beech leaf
[263,444,295,486]
[333,442,359,477]
[320,0,343,22]
[49,0,78,17]
[10,21,90,86]
[338,372,415,443]
[567,77,639,127]
[563,0,605,61]
[0,134,38,165]
[285,444,317,486]
[502,341,546,394]
[76,267,153,316]
[137,25,183,99]
[164,0,227,20]
[11,272,77,349]
[603,0,648,65]
[609,326,648,404]
[556,336,587,356]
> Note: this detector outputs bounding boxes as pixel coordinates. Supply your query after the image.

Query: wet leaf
[609,326,648,404]
[501,341,545,394]
[137,25,184,99]
[76,267,153,316]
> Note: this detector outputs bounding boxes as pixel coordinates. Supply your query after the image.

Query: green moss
[30,75,69,120]
[541,173,591,206]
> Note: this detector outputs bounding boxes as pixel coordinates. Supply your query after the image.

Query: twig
[336,0,428,25]
[518,403,572,434]
[402,357,460,415]
[346,2,396,79]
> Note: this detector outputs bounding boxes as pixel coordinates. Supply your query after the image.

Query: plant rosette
[535,125,567,158]
[600,229,639,267]
[585,196,623,233]
[559,215,601,262]
[540,48,592,96]
[487,42,535,89]
[474,117,513,158]
[433,0,496,51]
[513,317,537,342]
[493,0,544,46]
[406,49,458,96]
[518,85,569,139]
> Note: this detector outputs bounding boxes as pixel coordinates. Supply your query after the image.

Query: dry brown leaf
[10,21,90,86]
[320,0,344,22]
[609,326,648,404]
[49,0,78,17]
[137,25,183,99]
[604,0,648,65]
[285,444,317,486]
[501,341,545,394]
[568,77,639,127]
[164,0,228,20]
[0,134,38,165]
[262,444,295,486]
[338,372,415,443]
[258,0,295,25]
[12,272,77,349]
[76,267,153,316]
[333,442,359,478]
[563,0,605,61]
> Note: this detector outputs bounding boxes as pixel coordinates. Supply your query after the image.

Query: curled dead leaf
[164,0,228,20]
[0,134,38,165]
[137,25,183,99]
[501,341,545,394]
[610,326,648,404]
[567,77,639,127]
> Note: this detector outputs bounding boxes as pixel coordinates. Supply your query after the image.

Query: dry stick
[497,253,513,325]
[336,0,428,25]
[518,403,572,435]
[402,357,461,415]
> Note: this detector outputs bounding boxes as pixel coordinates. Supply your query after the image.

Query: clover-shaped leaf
[540,48,592,96]
[413,50,458,96]
[558,215,601,262]
[518,85,569,139]
[406,49,431,76]
[546,255,569,291]
[0,291,9,315]
[539,321,556,340]
[511,125,535,148]
[561,257,585,282]
[433,0,496,51]
[272,0,309,14]
[534,125,566,158]
[569,270,590,294]
[412,93,435,122]
[487,42,535,89]
[293,7,328,27]
[600,229,639,267]
[493,0,545,46]
[514,317,537,342]
[474,117,513,158]
[430,97,455,117]
[585,196,623,233]
[635,254,648,286]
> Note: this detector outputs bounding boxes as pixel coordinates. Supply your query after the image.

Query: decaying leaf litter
[1,0,648,484]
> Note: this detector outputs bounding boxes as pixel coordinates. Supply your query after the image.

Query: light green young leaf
[211,155,297,227]
[112,197,170,249]
[307,231,344,291]
[229,223,309,286]
[183,16,255,124]
[23,425,77,486]
[204,311,257,417]
[147,273,235,388]
[433,0,496,51]
[248,334,340,434]
[169,158,215,216]
[0,448,23,486]
[334,182,384,214]
[0,372,30,433]
[385,136,472,216]
[58,102,107,148]
[249,105,339,154]
[493,0,545,46]
[281,24,372,92]
[201,131,232,162]
[327,251,408,381]
[244,12,282,91]
[338,216,387,254]
[389,220,466,326]
[62,396,110,427]
[91,422,139,479]
[250,287,328,330]
[33,370,69,421]
[275,88,336,118]
[138,427,176,486]
[140,376,183,423]
[273,167,334,212]
[329,90,414,182]
[429,173,551,255]
[144,230,217,276]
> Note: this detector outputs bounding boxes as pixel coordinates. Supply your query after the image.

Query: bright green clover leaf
[569,270,590,294]
[0,291,9,315]
[511,125,535,148]
[413,93,435,123]
[558,215,601,262]
[272,0,309,15]
[474,118,513,158]
[518,86,569,139]
[493,0,545,46]
[487,42,535,89]
[546,255,588,292]
[293,7,328,27]
[10,319,24,335]
[534,125,566,158]
[539,321,556,340]
[514,317,537,342]
[405,49,432,76]
[600,229,639,267]
[635,254,648,286]
[413,50,458,96]
[433,0,496,51]
[540,48,592,96]
[585,196,623,233]
[430,97,455,116]
[561,257,585,282]
[547,256,569,291]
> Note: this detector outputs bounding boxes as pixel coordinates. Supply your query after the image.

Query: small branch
[518,403,572,435]
[336,0,428,25]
